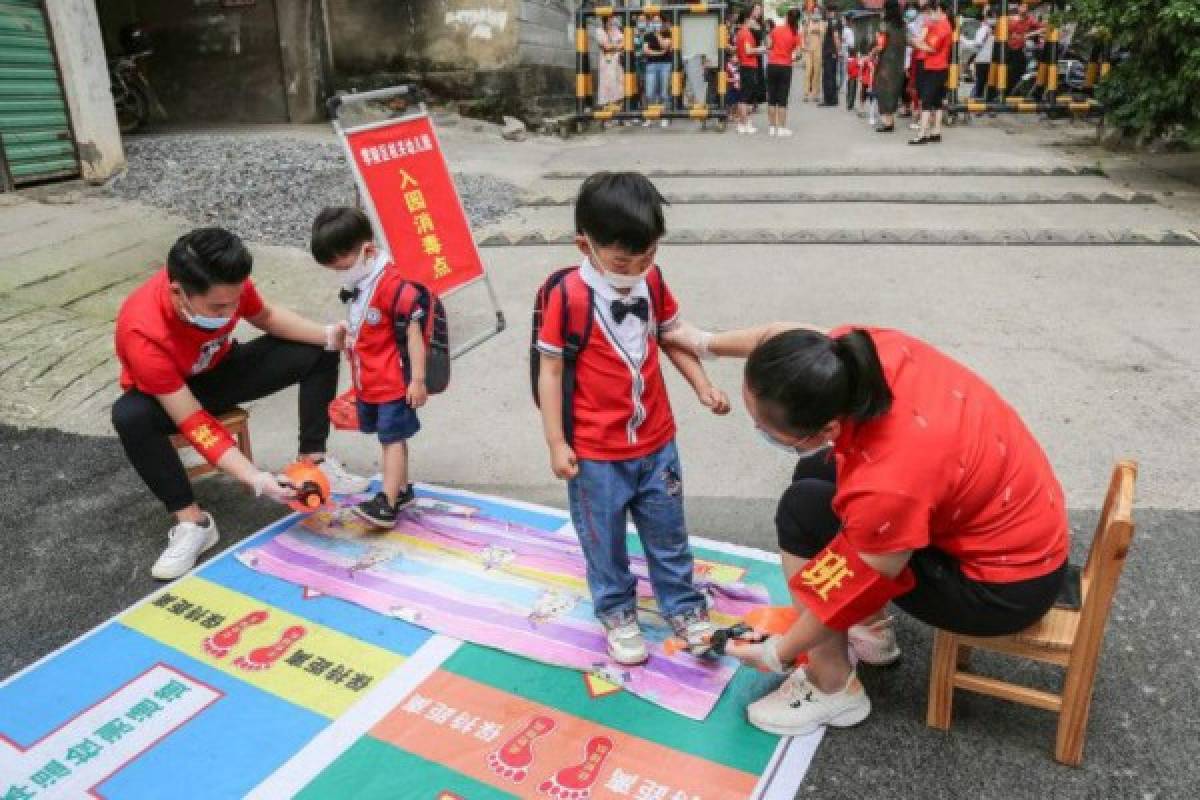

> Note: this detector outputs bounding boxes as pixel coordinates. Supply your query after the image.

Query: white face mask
[587,238,651,291]
[340,246,374,288]
[755,427,830,458]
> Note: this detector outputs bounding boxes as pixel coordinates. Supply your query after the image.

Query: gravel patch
[107,134,520,248]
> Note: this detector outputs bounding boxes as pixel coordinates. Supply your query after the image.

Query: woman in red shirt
[668,321,1069,736]
[909,0,954,144]
[765,9,802,136]
[734,6,766,134]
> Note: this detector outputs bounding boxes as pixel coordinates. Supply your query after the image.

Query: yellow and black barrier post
[572,3,730,132]
[946,0,962,111]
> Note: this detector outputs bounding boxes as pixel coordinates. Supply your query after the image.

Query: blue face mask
[182,297,232,331]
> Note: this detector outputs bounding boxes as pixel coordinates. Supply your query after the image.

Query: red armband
[788,535,916,631]
[178,410,236,466]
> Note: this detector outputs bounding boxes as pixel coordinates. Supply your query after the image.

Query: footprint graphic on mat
[485,715,557,783]
[538,735,614,799]
[201,610,268,659]
[233,625,307,672]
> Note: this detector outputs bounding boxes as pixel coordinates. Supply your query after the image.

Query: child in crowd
[534,172,731,666]
[846,50,861,111]
[861,54,879,126]
[311,207,429,529]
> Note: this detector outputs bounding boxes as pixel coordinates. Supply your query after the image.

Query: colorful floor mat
[0,485,822,799]
[237,495,769,720]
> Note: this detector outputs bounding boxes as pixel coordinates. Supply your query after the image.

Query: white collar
[579,257,651,303]
[348,249,390,290]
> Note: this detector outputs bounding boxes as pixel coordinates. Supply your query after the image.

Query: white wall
[44,0,125,183]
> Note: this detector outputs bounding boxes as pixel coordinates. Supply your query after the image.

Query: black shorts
[739,64,762,104]
[766,64,794,106]
[775,453,1067,637]
[917,67,949,110]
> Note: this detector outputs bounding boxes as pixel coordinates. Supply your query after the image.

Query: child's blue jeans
[567,440,706,624]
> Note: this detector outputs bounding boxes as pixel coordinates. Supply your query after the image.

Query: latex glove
[663,321,717,361]
[725,635,789,674]
[250,471,297,505]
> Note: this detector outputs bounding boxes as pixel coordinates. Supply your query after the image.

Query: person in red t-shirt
[665,322,1068,736]
[535,172,731,667]
[765,9,801,136]
[113,227,368,580]
[734,6,766,134]
[311,207,429,529]
[1006,3,1044,93]
[909,1,954,144]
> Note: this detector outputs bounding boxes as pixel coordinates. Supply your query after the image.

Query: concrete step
[520,189,1155,207]
[484,201,1196,241]
[542,165,1105,180]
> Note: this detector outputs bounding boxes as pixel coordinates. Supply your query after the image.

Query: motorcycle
[109,24,165,134]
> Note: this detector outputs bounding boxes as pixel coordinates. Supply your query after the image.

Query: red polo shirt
[536,265,680,462]
[115,269,265,395]
[923,16,954,71]
[828,326,1068,583]
[346,264,423,404]
[767,25,800,66]
[736,27,759,67]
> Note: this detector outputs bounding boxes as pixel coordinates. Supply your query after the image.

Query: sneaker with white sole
[602,610,648,666]
[744,124,758,134]
[314,457,370,494]
[777,127,794,137]
[152,514,219,580]
[848,615,902,666]
[747,668,871,736]
[669,607,716,655]
[768,126,777,136]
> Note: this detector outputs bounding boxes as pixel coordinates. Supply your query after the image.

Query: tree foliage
[1069,0,1200,140]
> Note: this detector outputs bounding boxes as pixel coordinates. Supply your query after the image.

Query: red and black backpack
[529,265,667,445]
[392,279,450,394]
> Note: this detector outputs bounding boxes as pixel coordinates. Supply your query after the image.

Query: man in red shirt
[909,0,954,144]
[112,227,368,580]
[1006,2,1044,93]
[666,321,1068,737]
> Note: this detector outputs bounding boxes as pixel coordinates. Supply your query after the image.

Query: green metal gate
[0,0,79,188]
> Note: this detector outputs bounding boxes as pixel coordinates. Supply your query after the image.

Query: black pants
[821,53,839,104]
[846,77,858,109]
[1006,47,1027,93]
[111,336,339,513]
[972,62,992,100]
[775,453,1067,637]
[766,64,793,107]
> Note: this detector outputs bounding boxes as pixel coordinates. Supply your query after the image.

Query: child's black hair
[166,228,253,295]
[745,328,893,435]
[574,171,668,254]
[310,206,374,265]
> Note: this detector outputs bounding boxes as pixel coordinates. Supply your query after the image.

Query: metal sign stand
[326,86,506,360]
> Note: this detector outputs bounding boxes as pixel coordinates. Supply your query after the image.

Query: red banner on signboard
[344,115,485,295]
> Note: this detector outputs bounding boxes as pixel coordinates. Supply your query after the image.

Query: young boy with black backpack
[531,172,731,666]
[311,206,448,529]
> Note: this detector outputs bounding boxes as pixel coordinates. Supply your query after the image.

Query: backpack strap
[390,278,427,383]
[645,265,668,339]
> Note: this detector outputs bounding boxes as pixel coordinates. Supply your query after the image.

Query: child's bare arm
[538,355,579,479]
[405,319,428,408]
[663,340,730,415]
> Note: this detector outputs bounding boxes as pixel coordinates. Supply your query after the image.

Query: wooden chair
[169,407,253,480]
[925,460,1138,766]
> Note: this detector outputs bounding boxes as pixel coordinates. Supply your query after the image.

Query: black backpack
[392,280,450,394]
[529,265,666,445]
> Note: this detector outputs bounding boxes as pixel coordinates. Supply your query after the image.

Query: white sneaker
[768,126,777,136]
[909,122,922,130]
[152,515,219,580]
[669,608,716,655]
[747,668,871,736]
[848,615,902,666]
[661,119,669,128]
[777,127,794,137]
[736,124,747,134]
[603,613,649,666]
[744,124,758,134]
[315,457,370,494]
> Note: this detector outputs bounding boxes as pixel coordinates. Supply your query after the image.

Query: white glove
[250,471,296,504]
[666,321,718,361]
[761,635,789,675]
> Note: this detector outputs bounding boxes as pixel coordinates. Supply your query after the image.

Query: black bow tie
[339,287,360,304]
[610,297,649,324]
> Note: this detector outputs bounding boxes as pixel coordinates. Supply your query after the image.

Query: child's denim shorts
[356,399,420,444]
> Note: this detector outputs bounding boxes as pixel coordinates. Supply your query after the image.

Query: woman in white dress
[595,16,626,122]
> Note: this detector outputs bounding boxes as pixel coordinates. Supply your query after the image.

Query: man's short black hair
[574,171,668,254]
[166,228,253,295]
[311,206,374,265]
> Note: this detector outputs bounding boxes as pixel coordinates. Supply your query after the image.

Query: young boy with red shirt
[535,172,731,666]
[311,207,429,529]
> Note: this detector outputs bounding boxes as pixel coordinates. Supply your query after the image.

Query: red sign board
[344,115,485,296]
